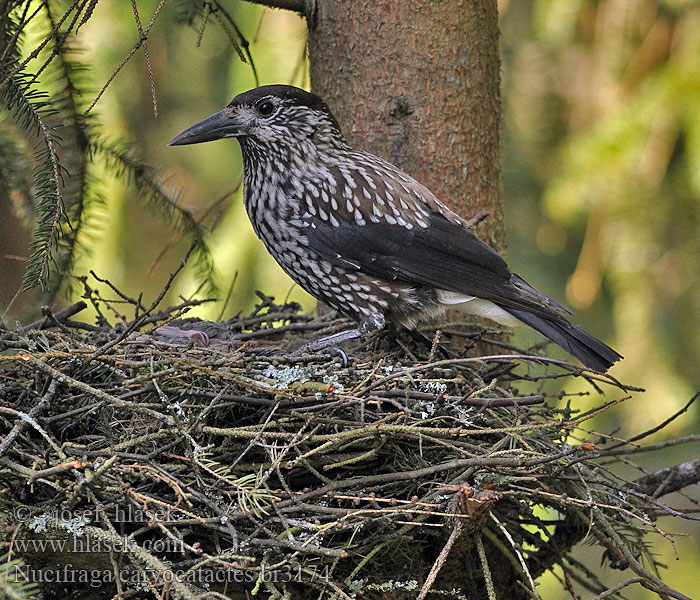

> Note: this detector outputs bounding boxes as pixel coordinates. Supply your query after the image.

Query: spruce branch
[39,2,96,302]
[1,72,66,291]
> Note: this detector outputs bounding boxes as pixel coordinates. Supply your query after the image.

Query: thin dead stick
[84,0,167,115]
[591,577,643,600]
[89,241,196,359]
[130,0,158,117]
[0,379,58,459]
[490,513,539,598]
[417,521,461,600]
[476,534,496,600]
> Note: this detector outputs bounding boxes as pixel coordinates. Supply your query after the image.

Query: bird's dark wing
[297,209,570,320]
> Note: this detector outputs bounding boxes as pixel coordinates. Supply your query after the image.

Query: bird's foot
[289,327,362,367]
[246,344,346,365]
[289,344,349,368]
[314,345,349,367]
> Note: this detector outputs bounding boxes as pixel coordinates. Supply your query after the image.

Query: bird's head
[168,85,345,154]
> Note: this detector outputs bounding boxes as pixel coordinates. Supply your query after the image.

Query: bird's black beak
[167,108,245,146]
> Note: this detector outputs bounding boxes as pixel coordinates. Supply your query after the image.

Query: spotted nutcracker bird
[169,85,622,372]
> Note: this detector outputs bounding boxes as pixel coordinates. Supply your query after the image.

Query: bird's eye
[257,100,275,116]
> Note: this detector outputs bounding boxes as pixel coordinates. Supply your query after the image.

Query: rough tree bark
[307,0,505,252]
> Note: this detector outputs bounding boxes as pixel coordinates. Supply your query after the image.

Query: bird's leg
[290,315,384,365]
[289,328,361,366]
[293,327,363,354]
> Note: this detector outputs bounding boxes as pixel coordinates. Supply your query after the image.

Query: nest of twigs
[0,276,694,600]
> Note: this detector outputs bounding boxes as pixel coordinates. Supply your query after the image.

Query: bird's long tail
[505,307,622,373]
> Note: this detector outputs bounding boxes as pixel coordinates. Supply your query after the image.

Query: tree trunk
[305,2,516,598]
[307,0,504,251]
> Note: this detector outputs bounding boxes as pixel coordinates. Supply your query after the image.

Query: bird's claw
[289,342,349,367]
[324,346,348,367]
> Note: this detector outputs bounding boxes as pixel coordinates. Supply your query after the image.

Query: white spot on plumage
[436,291,521,327]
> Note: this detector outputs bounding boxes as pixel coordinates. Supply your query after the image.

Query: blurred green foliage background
[1,0,699,597]
[498,6,700,594]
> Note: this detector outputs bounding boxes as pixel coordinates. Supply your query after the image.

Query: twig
[130,0,158,117]
[24,354,174,425]
[83,0,168,115]
[591,577,643,599]
[0,379,57,458]
[631,458,700,498]
[19,301,88,331]
[89,241,196,359]
[417,520,462,600]
[476,534,496,600]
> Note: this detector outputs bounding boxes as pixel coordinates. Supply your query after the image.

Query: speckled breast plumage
[239,137,440,331]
